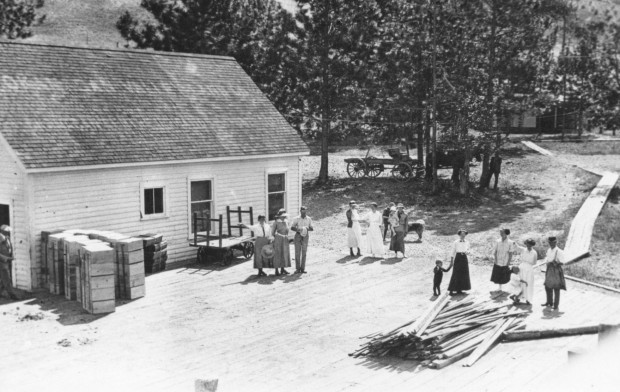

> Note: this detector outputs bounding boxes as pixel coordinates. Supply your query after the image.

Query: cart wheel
[365,164,383,178]
[223,249,234,266]
[346,159,367,179]
[243,242,255,259]
[391,163,413,182]
[196,248,208,264]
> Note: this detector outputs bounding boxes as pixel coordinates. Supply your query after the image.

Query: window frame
[265,169,288,222]
[140,181,168,221]
[187,177,215,236]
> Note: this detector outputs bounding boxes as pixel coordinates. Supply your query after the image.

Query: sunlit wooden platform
[1,247,619,391]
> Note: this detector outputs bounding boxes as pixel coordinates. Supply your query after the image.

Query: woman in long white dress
[365,202,385,257]
[515,238,538,305]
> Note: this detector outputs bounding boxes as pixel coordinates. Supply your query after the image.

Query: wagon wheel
[365,163,383,178]
[391,163,414,182]
[346,159,367,179]
[243,241,255,259]
[222,249,234,266]
[196,247,208,264]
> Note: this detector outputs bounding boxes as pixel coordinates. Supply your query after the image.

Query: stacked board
[46,232,74,295]
[140,233,167,273]
[116,237,145,299]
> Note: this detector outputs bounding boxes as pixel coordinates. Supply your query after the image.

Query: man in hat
[346,201,362,257]
[490,228,516,293]
[0,225,18,300]
[542,236,566,310]
[291,206,313,273]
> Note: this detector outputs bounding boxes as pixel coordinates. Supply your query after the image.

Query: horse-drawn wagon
[344,148,424,181]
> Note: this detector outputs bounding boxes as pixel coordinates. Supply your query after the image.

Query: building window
[190,180,212,232]
[267,173,286,221]
[144,187,164,215]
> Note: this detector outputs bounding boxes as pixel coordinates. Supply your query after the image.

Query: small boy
[433,259,452,296]
[508,266,528,304]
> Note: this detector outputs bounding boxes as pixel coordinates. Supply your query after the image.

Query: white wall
[28,155,302,288]
[0,141,31,290]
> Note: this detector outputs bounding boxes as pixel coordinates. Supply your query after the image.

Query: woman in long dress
[365,202,385,257]
[389,203,408,258]
[240,215,272,277]
[447,229,472,295]
[347,202,363,256]
[514,238,537,304]
[271,209,291,276]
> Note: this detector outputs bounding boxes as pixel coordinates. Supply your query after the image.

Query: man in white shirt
[542,236,566,310]
[291,206,313,274]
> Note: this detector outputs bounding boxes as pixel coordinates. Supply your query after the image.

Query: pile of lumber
[351,294,527,369]
[140,233,167,273]
[41,229,149,314]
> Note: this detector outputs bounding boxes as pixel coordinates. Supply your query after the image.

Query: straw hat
[457,228,468,235]
[261,244,275,259]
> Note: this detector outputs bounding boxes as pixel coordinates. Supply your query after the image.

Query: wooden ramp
[564,172,619,263]
[521,141,554,156]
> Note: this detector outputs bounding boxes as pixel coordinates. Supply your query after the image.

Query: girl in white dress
[365,202,385,257]
[515,238,538,304]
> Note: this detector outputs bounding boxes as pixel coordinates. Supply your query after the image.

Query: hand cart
[189,206,256,266]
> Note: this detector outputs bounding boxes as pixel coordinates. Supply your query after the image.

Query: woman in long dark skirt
[447,229,472,295]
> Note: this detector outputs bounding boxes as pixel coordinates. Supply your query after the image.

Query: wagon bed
[344,148,424,181]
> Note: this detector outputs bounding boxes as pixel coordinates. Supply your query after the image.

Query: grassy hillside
[24,0,145,49]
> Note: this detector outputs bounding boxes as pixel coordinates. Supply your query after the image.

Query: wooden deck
[1,247,619,392]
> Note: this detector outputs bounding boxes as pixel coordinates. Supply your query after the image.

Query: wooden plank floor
[2,246,620,392]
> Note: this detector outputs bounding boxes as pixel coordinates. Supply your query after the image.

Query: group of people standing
[346,200,409,258]
[437,227,567,311]
[241,206,313,278]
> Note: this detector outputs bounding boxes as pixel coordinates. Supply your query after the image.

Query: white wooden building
[0,42,308,291]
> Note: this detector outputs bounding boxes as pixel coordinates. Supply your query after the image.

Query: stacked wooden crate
[117,237,146,299]
[46,232,75,295]
[40,229,64,288]
[140,233,167,273]
[80,243,116,314]
[63,235,93,301]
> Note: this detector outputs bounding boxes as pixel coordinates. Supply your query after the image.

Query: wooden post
[218,215,223,248]
[226,206,232,237]
[193,212,198,246]
[237,206,243,236]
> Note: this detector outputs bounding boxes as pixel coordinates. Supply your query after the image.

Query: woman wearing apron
[240,215,273,277]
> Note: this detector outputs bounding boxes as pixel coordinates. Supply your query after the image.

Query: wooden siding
[29,156,301,288]
[0,141,31,290]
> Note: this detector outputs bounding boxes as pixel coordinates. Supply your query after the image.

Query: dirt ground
[301,140,619,287]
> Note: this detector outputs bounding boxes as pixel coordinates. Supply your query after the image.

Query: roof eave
[24,151,310,174]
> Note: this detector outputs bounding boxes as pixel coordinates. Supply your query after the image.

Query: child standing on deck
[508,266,528,304]
[433,259,452,296]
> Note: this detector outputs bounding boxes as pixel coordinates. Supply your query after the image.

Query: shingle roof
[0,42,308,169]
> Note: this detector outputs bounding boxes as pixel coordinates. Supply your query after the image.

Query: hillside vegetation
[18,0,620,49]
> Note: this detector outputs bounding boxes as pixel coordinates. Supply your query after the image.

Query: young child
[388,206,399,237]
[433,259,452,296]
[508,266,528,304]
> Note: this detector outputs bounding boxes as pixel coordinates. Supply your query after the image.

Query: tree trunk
[317,116,330,184]
[479,152,491,189]
[459,147,470,196]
